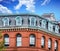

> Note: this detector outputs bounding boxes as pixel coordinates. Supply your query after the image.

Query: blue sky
[0,0,60,21]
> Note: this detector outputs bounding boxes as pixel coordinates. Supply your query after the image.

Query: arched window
[54,40,58,51]
[15,16,22,26]
[2,17,9,26]
[29,17,36,26]
[16,33,22,47]
[4,34,9,47]
[41,36,45,48]
[48,38,52,49]
[30,34,35,46]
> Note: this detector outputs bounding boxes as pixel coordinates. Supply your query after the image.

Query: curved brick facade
[1,28,60,51]
[0,14,60,51]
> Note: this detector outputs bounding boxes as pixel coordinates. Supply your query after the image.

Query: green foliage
[0,33,2,39]
[0,30,5,51]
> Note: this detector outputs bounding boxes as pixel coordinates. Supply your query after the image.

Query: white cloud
[0,5,12,14]
[14,0,35,12]
[41,0,51,6]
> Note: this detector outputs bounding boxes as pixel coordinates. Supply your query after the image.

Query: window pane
[16,35,22,47]
[3,18,9,26]
[17,37,21,41]
[30,35,35,46]
[15,17,22,26]
[30,17,36,26]
[31,18,35,26]
[5,38,9,43]
[30,37,35,44]
[41,37,44,46]
[4,35,9,46]
[48,39,51,48]
[17,42,22,46]
[54,41,58,49]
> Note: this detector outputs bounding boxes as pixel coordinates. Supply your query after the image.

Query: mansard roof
[0,13,59,24]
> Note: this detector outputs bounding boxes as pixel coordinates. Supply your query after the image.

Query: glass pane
[3,18,9,26]
[17,42,22,46]
[5,38,9,44]
[30,37,35,44]
[16,17,22,25]
[48,39,51,48]
[5,38,9,42]
[31,18,34,26]
[54,41,57,49]
[17,37,21,41]
[41,37,44,46]
[17,36,22,46]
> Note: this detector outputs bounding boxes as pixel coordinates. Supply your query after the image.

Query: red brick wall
[1,28,60,51]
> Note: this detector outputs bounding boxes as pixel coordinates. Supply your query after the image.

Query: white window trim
[54,41,58,49]
[48,39,51,48]
[41,20,46,28]
[30,35,35,45]
[41,37,45,46]
[16,36,22,47]
[15,16,22,26]
[2,17,9,26]
[29,17,36,26]
[5,38,9,45]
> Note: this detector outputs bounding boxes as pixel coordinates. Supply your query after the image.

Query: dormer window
[29,17,36,26]
[15,16,22,26]
[41,20,46,28]
[55,25,59,33]
[2,17,9,26]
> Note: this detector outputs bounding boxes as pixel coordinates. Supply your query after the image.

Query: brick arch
[15,33,22,37]
[29,34,36,37]
[41,36,45,39]
[4,34,9,37]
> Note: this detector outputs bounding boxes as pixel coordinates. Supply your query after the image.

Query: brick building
[0,13,60,51]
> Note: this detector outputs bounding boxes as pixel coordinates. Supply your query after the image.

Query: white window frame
[48,39,52,49]
[30,35,35,46]
[2,17,9,26]
[41,20,46,28]
[4,34,9,46]
[48,22,53,31]
[15,16,22,26]
[41,36,45,47]
[16,34,22,47]
[29,17,36,26]
[54,41,58,50]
